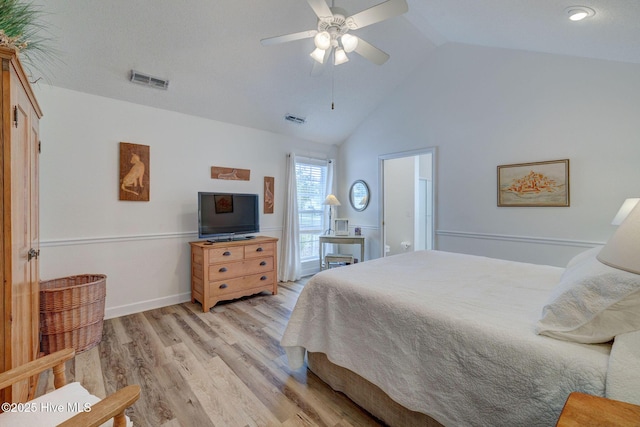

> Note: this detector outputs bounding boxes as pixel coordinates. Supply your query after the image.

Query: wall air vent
[130,70,169,90]
[284,114,306,124]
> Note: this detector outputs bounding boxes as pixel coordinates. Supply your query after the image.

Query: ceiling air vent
[284,114,306,124]
[130,70,169,90]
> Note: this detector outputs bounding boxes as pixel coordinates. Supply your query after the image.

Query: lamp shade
[597,203,640,274]
[611,198,640,225]
[341,34,358,53]
[323,194,341,206]
[314,31,331,50]
[310,47,326,64]
[334,48,349,65]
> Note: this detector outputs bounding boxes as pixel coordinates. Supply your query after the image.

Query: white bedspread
[280,251,613,427]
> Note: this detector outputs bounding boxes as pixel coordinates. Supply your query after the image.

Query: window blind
[295,159,328,261]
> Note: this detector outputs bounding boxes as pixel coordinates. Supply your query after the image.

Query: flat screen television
[198,192,260,241]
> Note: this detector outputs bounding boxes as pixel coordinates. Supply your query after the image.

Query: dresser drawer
[243,257,274,275]
[210,271,276,297]
[208,246,244,263]
[244,242,276,259]
[208,257,273,280]
[208,260,244,280]
[244,270,276,288]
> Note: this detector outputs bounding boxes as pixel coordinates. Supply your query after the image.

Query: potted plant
[0,0,54,75]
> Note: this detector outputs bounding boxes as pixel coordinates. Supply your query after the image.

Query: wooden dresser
[0,46,43,403]
[190,237,278,312]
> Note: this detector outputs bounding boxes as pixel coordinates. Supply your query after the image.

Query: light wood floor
[40,280,383,427]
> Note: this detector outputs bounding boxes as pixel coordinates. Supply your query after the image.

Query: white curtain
[324,160,336,232]
[279,153,301,282]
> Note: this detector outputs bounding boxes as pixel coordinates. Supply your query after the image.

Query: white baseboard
[105,292,192,319]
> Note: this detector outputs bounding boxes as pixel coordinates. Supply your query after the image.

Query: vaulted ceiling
[30,0,640,145]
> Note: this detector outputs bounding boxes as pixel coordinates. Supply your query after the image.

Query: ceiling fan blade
[353,38,390,65]
[307,0,333,21]
[347,0,408,29]
[261,30,317,46]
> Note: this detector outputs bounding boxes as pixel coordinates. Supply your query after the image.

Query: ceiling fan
[261,0,408,69]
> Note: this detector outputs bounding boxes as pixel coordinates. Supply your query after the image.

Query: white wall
[35,85,336,318]
[339,43,640,266]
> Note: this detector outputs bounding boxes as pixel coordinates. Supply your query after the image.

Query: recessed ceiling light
[565,6,596,21]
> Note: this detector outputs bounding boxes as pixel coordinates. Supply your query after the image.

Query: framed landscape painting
[497,159,569,207]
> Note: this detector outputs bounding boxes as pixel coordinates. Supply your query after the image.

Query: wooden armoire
[0,45,42,403]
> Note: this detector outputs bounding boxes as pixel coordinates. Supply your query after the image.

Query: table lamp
[323,194,341,234]
[598,201,640,274]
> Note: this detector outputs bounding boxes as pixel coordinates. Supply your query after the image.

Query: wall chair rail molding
[436,230,605,248]
[40,226,283,248]
[39,231,199,248]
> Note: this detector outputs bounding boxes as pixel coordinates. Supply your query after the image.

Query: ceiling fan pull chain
[331,60,335,110]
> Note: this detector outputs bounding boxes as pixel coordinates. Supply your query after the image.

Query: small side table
[319,234,365,270]
[556,392,640,426]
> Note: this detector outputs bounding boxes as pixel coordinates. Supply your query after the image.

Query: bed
[280,248,640,426]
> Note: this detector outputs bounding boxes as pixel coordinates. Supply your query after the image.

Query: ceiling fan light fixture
[310,47,326,64]
[314,31,331,50]
[341,34,358,53]
[334,47,349,65]
[565,6,595,21]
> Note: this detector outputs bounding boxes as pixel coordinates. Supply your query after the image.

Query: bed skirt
[308,352,443,427]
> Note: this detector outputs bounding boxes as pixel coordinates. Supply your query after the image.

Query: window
[295,158,328,262]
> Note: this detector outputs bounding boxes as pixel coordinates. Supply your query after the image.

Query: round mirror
[349,180,370,212]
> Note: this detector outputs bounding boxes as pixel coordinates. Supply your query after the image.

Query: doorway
[379,148,435,257]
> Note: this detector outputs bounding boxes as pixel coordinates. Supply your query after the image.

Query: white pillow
[536,247,640,343]
[565,245,602,269]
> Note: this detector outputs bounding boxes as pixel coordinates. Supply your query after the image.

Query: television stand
[190,236,279,311]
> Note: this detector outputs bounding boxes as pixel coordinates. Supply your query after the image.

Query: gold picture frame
[497,159,569,207]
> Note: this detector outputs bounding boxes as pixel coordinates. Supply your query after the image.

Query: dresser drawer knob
[256,247,263,252]
[223,251,231,256]
[219,267,227,272]
[260,275,268,281]
[260,261,267,266]
[219,284,228,289]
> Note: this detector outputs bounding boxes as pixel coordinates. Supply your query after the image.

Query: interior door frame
[378,147,437,257]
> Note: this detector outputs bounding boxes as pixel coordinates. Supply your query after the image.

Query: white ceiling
[29,0,640,145]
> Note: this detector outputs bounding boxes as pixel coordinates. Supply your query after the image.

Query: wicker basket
[40,274,107,355]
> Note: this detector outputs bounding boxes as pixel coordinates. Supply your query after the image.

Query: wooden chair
[556,392,640,426]
[0,348,140,427]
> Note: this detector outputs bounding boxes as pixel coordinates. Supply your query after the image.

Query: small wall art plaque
[264,176,274,214]
[211,166,250,181]
[119,142,150,201]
